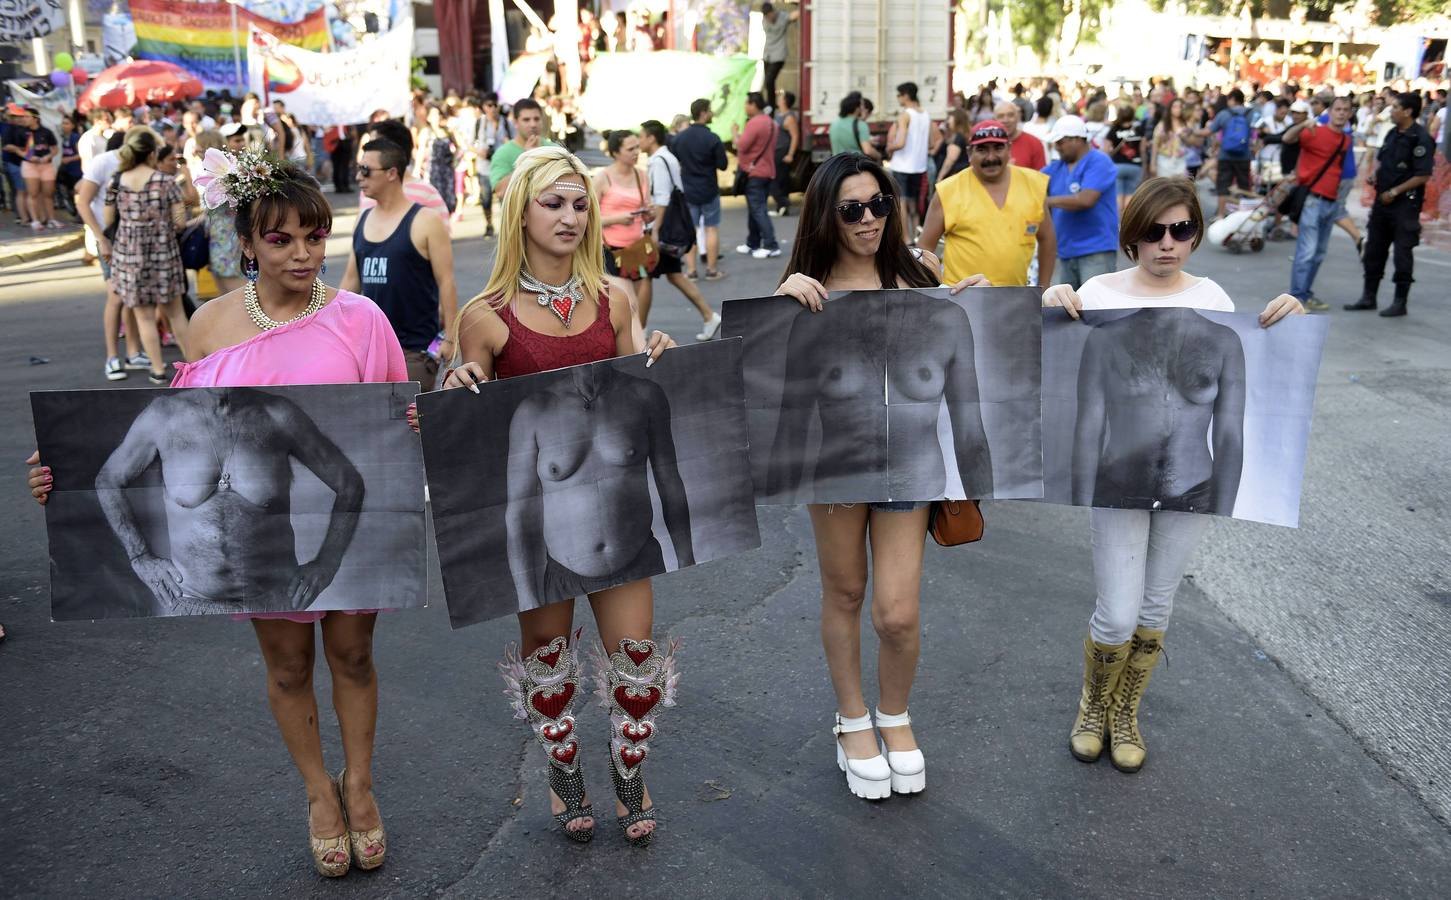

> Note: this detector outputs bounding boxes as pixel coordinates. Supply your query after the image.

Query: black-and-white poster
[0,0,65,44]
[32,383,425,620]
[418,339,761,629]
[1041,308,1328,527]
[722,287,1044,505]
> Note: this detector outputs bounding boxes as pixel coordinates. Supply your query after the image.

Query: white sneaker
[875,707,925,794]
[104,357,127,381]
[124,352,152,371]
[735,244,753,255]
[833,713,891,800]
[752,247,781,259]
[695,312,722,341]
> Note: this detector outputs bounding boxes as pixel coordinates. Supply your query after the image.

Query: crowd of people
[829,76,1449,317]
[9,37,1451,883]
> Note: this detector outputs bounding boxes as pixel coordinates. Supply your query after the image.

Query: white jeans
[1088,508,1211,645]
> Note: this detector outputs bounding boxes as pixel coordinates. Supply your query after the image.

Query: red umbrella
[77,60,204,114]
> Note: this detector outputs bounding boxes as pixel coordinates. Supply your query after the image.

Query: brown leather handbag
[928,500,984,547]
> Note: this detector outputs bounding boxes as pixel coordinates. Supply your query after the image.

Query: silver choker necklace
[519,269,585,327]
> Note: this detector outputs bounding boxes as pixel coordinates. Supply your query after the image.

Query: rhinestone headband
[550,181,588,193]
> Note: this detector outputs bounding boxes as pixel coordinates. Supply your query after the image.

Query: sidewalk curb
[0,232,85,268]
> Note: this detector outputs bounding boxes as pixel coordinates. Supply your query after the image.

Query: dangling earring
[243,256,259,283]
[320,260,328,276]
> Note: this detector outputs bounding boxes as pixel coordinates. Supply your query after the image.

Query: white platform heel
[874,707,926,795]
[833,712,892,800]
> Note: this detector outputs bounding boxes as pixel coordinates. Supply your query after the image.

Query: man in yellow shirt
[918,119,1056,287]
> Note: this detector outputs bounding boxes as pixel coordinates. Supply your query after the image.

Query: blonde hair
[117,125,161,172]
[193,129,224,153]
[456,146,605,337]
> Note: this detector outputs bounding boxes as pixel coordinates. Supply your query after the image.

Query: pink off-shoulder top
[171,290,410,622]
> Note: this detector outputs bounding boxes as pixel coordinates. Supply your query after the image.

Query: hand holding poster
[723,288,1044,505]
[418,340,761,629]
[32,384,426,620]
[1040,308,1328,526]
[247,24,412,126]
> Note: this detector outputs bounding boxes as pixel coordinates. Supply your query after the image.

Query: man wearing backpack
[639,119,723,338]
[1210,88,1255,220]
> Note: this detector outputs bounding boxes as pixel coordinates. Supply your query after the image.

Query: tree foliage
[1005,0,1110,61]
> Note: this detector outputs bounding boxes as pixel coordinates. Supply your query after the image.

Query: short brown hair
[1120,176,1204,261]
[234,157,332,241]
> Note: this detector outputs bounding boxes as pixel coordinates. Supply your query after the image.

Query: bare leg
[587,579,656,840]
[251,618,347,860]
[808,503,876,759]
[516,600,594,835]
[23,178,41,224]
[705,225,719,273]
[665,271,716,320]
[866,505,930,753]
[130,305,167,378]
[102,289,124,360]
[635,278,653,326]
[320,612,380,835]
[160,296,190,358]
[38,181,56,223]
[1336,216,1361,243]
[122,307,141,358]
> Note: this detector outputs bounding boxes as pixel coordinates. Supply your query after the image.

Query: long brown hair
[778,153,936,290]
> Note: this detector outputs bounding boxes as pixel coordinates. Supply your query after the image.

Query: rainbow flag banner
[131,0,329,90]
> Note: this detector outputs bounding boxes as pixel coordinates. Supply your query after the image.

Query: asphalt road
[1,189,1449,899]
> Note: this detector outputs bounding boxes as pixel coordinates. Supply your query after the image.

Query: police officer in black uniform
[1346,92,1436,318]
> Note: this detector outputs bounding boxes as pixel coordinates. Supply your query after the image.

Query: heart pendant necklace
[519,268,585,328]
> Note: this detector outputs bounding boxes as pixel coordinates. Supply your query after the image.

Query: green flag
[578,51,758,143]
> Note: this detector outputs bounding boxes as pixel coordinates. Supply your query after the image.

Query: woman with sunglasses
[440,146,678,847]
[775,152,988,801]
[1042,176,1303,774]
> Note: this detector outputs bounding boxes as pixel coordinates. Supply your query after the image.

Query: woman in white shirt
[1042,176,1304,774]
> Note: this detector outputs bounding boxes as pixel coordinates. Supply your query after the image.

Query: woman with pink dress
[29,154,405,879]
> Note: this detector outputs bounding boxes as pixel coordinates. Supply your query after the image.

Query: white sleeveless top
[889,108,930,175]
[1078,273,1235,312]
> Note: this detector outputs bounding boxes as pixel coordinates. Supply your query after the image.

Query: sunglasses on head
[972,126,1009,143]
[1142,219,1198,243]
[836,194,895,224]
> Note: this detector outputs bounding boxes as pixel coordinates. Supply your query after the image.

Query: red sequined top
[494,290,618,380]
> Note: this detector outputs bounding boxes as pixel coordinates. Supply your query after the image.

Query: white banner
[247,24,411,127]
[0,0,65,44]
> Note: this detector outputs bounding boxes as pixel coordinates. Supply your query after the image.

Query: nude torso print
[771,292,994,500]
[506,365,693,607]
[1073,308,1246,514]
[97,390,364,611]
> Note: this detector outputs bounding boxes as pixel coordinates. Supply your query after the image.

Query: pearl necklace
[245,279,328,331]
[519,269,585,328]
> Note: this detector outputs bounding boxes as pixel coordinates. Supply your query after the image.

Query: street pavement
[1,189,1449,899]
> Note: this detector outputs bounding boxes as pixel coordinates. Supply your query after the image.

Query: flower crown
[194,147,287,210]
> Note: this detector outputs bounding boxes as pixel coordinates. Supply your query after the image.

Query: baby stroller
[1207,176,1296,254]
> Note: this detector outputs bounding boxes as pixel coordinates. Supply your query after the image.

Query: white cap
[1290,100,1312,114]
[220,122,247,138]
[1048,114,1088,143]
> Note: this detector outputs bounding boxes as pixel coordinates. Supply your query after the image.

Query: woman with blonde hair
[440,145,678,847]
[104,126,191,382]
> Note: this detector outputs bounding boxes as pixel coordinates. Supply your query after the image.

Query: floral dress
[205,203,243,278]
[106,170,186,308]
[426,130,458,213]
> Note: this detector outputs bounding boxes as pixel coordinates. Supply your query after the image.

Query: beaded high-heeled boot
[591,637,680,847]
[500,636,595,842]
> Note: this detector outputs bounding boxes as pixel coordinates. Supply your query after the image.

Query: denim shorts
[4,161,24,198]
[687,196,721,228]
[1115,162,1143,197]
[827,501,930,513]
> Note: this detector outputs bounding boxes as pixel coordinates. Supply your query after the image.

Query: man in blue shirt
[670,98,729,279]
[1042,115,1119,289]
[1210,88,1256,219]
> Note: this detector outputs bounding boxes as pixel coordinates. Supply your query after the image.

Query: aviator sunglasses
[1141,219,1198,243]
[836,194,896,224]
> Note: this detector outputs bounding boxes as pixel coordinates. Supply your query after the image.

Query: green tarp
[577,51,758,143]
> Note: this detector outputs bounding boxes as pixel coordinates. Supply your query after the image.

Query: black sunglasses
[836,194,895,224]
[1142,220,1198,243]
[356,165,374,178]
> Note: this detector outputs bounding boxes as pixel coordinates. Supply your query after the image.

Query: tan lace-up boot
[1069,635,1132,762]
[1108,626,1166,773]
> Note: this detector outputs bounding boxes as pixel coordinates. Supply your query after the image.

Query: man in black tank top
[340,138,458,390]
